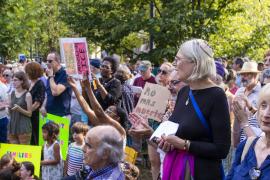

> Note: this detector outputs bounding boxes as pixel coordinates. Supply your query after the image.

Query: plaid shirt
[85,164,124,180]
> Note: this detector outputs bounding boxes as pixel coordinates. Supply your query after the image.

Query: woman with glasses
[158,39,231,179]
[227,83,270,180]
[156,62,174,87]
[8,71,32,144]
[3,69,13,94]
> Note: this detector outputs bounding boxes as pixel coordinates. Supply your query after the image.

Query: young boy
[65,122,89,176]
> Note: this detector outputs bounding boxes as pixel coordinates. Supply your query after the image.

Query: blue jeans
[0,117,8,143]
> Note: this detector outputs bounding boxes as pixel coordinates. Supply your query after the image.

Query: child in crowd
[65,122,89,176]
[0,153,20,171]
[41,122,63,180]
[20,161,39,180]
[0,153,21,180]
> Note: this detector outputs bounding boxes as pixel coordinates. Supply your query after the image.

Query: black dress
[169,86,231,180]
[30,79,45,145]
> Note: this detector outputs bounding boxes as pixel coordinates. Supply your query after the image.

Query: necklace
[185,97,189,106]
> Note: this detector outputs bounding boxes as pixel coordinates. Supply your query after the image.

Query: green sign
[39,113,70,160]
[0,143,42,177]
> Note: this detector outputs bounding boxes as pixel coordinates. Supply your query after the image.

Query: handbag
[189,89,225,180]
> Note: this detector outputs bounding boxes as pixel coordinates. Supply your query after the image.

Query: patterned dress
[42,141,63,180]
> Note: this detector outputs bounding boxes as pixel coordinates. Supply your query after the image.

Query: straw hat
[239,61,260,74]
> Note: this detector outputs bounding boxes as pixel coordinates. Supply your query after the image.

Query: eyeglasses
[158,69,168,75]
[84,141,92,149]
[249,167,261,179]
[46,59,54,63]
[101,64,111,70]
[105,108,118,118]
[174,56,195,65]
[170,80,181,86]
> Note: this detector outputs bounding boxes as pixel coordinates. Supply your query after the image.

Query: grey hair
[179,39,216,81]
[95,126,124,164]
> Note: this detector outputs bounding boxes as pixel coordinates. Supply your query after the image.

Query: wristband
[242,124,250,129]
[183,139,190,151]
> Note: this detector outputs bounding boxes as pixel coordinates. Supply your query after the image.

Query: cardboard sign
[0,143,42,177]
[133,82,170,122]
[39,113,70,160]
[60,38,91,79]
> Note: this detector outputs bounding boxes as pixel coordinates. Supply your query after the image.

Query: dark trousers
[0,117,8,143]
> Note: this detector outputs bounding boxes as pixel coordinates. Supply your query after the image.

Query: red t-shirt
[133,76,157,106]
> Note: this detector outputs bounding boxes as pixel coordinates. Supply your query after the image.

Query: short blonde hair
[257,83,270,109]
[161,62,174,73]
[179,39,216,81]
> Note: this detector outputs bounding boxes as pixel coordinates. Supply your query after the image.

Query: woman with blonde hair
[227,83,270,179]
[158,39,231,179]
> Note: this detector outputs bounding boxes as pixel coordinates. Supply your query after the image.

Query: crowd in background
[0,39,270,179]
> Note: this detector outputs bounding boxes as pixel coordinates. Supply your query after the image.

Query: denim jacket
[226,137,270,180]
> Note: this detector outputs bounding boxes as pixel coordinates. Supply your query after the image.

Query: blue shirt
[46,67,71,116]
[227,137,270,180]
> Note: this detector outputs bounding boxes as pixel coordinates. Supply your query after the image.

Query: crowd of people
[0,38,270,179]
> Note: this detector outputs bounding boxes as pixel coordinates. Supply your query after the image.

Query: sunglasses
[170,80,181,85]
[158,69,168,75]
[46,59,54,63]
[101,64,111,70]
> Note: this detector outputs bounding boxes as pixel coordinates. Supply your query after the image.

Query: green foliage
[0,0,72,60]
[209,0,270,61]
[61,0,237,63]
[0,0,269,63]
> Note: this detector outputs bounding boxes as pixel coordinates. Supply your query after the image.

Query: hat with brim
[239,61,260,74]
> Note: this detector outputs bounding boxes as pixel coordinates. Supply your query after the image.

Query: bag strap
[241,136,257,162]
[189,89,212,137]
[189,89,225,180]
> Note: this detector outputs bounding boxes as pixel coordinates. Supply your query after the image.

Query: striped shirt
[240,114,263,142]
[67,142,84,176]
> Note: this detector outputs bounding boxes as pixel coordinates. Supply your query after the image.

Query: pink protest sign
[60,38,91,79]
[74,42,90,75]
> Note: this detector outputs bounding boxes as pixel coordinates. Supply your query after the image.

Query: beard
[241,79,252,87]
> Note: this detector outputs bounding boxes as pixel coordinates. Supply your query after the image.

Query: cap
[90,59,101,69]
[138,60,151,72]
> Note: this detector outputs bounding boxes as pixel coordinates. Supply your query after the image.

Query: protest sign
[0,143,42,177]
[39,113,70,160]
[133,82,170,122]
[60,38,91,79]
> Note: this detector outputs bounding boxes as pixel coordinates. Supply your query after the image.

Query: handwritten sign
[39,113,70,160]
[0,144,42,177]
[133,82,170,122]
[60,38,91,79]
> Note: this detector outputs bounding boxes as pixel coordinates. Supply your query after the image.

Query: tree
[61,0,236,63]
[0,0,73,60]
[209,0,270,60]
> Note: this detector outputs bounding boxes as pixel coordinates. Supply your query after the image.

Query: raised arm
[67,77,99,126]
[83,79,126,137]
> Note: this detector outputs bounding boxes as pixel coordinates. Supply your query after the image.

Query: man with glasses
[40,51,71,118]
